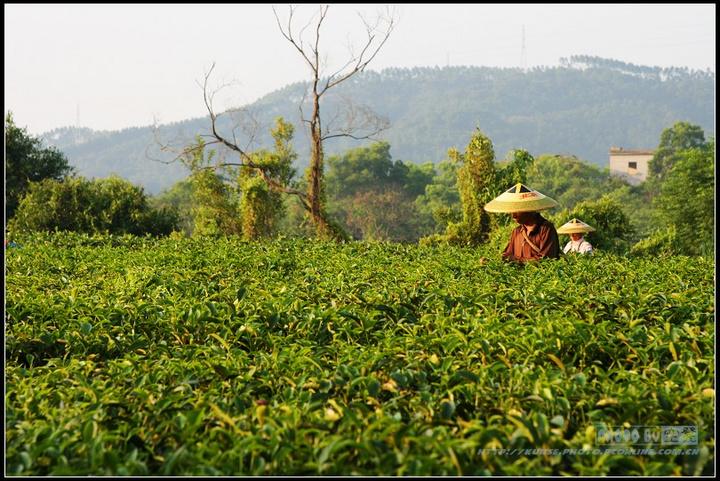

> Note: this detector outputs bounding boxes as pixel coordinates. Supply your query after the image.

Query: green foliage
[526,154,627,212]
[415,159,462,234]
[8,176,178,236]
[5,234,715,475]
[427,129,496,246]
[648,121,707,183]
[5,112,75,220]
[151,180,195,236]
[457,130,496,232]
[602,185,660,243]
[552,196,634,254]
[183,138,241,238]
[180,119,298,240]
[327,142,401,197]
[332,189,422,242]
[239,118,297,240]
[495,149,535,188]
[630,225,679,258]
[326,142,434,241]
[239,174,276,239]
[652,140,714,257]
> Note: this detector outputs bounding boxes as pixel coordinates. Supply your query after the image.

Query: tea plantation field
[5,233,715,475]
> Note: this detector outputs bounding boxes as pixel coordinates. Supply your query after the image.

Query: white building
[609,147,654,185]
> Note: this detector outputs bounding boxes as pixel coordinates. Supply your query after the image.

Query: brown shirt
[502,215,560,262]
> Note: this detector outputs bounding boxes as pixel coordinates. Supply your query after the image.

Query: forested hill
[41,56,715,194]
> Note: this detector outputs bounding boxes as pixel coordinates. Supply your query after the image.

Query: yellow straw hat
[484,183,559,213]
[556,218,596,234]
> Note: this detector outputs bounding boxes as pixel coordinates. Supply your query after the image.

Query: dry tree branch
[189,62,311,204]
[321,97,390,141]
[320,7,396,94]
[273,5,317,74]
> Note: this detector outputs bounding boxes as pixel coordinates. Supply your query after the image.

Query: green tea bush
[5,234,714,476]
[630,225,679,258]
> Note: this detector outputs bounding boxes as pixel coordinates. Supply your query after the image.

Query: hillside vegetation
[41,56,714,194]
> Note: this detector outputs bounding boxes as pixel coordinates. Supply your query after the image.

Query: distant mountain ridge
[40,56,715,194]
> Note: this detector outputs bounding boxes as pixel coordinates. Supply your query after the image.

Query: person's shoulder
[539,216,555,227]
[540,218,558,233]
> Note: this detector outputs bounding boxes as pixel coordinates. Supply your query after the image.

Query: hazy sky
[5,3,716,135]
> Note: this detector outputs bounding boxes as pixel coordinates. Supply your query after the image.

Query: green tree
[336,189,421,242]
[327,142,407,197]
[495,148,535,188]
[151,179,194,236]
[604,184,662,243]
[179,119,299,239]
[648,121,706,183]
[552,195,634,254]
[653,139,714,256]
[630,225,679,257]
[182,137,241,238]
[526,154,626,211]
[424,128,496,246]
[239,118,297,240]
[491,149,536,229]
[9,175,178,235]
[5,112,74,221]
[414,159,461,234]
[326,141,433,241]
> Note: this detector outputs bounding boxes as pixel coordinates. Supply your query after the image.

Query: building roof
[609,147,655,155]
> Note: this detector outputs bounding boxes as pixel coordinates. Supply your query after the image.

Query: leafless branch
[224,105,262,152]
[320,94,390,141]
[199,62,257,165]
[312,6,327,73]
[320,6,396,94]
[178,63,306,203]
[272,5,318,74]
[147,113,226,167]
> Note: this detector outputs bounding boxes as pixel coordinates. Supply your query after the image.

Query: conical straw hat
[556,218,596,234]
[484,183,559,213]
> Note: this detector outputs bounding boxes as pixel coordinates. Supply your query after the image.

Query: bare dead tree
[152,63,312,212]
[272,4,396,239]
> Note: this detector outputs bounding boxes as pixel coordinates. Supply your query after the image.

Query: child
[557,218,594,254]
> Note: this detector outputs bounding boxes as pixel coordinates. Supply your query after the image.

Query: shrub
[552,195,634,254]
[629,225,679,257]
[9,176,179,236]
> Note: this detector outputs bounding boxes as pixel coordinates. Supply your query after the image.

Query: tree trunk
[307,87,341,239]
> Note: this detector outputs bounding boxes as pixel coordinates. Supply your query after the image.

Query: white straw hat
[484,183,559,213]
[556,218,596,234]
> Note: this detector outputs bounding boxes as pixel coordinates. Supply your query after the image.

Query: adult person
[557,218,595,254]
[484,183,560,263]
